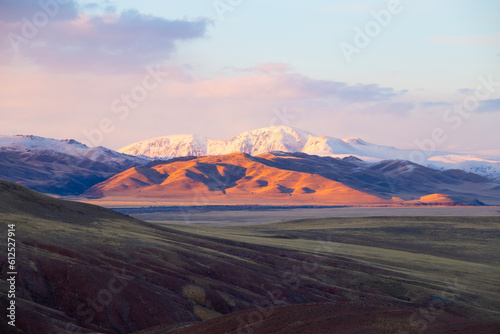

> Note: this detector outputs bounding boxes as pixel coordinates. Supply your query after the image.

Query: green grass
[1,185,499,333]
[165,216,500,320]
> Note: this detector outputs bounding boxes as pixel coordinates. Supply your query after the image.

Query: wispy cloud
[476,98,500,113]
[163,69,404,103]
[420,101,452,108]
[458,88,475,95]
[81,0,116,14]
[349,101,415,116]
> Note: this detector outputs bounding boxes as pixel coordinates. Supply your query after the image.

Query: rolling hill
[84,152,498,206]
[1,180,499,333]
[0,135,147,195]
[1,130,498,201]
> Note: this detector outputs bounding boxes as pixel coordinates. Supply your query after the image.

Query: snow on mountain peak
[118,134,209,159]
[0,134,143,164]
[116,126,500,180]
[342,137,371,146]
[117,127,402,160]
[222,126,312,155]
[0,135,89,153]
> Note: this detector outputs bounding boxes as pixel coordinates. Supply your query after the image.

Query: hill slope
[84,152,498,206]
[1,180,499,333]
[0,135,147,195]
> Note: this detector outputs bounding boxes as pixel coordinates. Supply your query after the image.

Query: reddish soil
[1,180,499,334]
[157,302,500,334]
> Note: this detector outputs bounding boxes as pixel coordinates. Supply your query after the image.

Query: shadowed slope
[1,180,499,334]
[0,148,147,196]
[84,152,496,206]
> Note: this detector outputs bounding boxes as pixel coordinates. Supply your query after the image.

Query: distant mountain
[117,126,403,159]
[2,131,498,199]
[0,135,145,165]
[0,135,147,195]
[85,152,498,206]
[117,126,500,179]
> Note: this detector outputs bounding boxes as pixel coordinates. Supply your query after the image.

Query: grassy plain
[168,216,500,321]
[1,180,499,333]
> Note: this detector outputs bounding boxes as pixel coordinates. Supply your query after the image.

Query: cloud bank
[0,0,212,72]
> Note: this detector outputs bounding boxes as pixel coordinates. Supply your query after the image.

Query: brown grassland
[0,180,499,333]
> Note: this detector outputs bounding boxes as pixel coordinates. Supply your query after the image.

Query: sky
[0,0,499,155]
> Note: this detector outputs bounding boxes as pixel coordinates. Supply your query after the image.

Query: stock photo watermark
[401,278,467,334]
[410,74,499,165]
[339,0,412,63]
[82,65,169,147]
[5,0,72,54]
[270,107,297,127]
[213,0,244,20]
[237,236,338,334]
[60,268,132,333]
[6,224,17,327]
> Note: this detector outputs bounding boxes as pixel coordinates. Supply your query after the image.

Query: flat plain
[120,206,500,226]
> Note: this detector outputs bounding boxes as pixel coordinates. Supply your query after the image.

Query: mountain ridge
[0,134,144,165]
[0,135,148,195]
[117,126,500,180]
[84,151,498,206]
[1,130,499,199]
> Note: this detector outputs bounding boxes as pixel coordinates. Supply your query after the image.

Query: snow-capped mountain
[0,135,148,195]
[118,126,500,180]
[118,126,386,159]
[117,134,209,159]
[427,155,500,180]
[0,135,145,166]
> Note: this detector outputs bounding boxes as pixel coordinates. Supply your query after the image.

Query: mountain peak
[0,134,145,165]
[0,134,89,151]
[115,128,500,180]
[118,133,209,159]
[115,128,399,160]
[342,137,371,146]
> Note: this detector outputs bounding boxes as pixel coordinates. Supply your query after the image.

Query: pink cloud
[162,70,401,102]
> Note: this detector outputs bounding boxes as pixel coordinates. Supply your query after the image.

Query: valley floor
[1,180,499,334]
[114,205,500,226]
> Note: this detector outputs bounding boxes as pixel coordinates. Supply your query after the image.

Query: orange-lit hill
[85,153,404,205]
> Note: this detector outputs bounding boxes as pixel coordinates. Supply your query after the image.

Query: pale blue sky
[107,0,500,91]
[1,0,499,152]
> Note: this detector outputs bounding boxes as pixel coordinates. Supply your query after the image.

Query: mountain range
[0,127,499,204]
[118,126,500,179]
[85,151,497,206]
[0,135,147,195]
